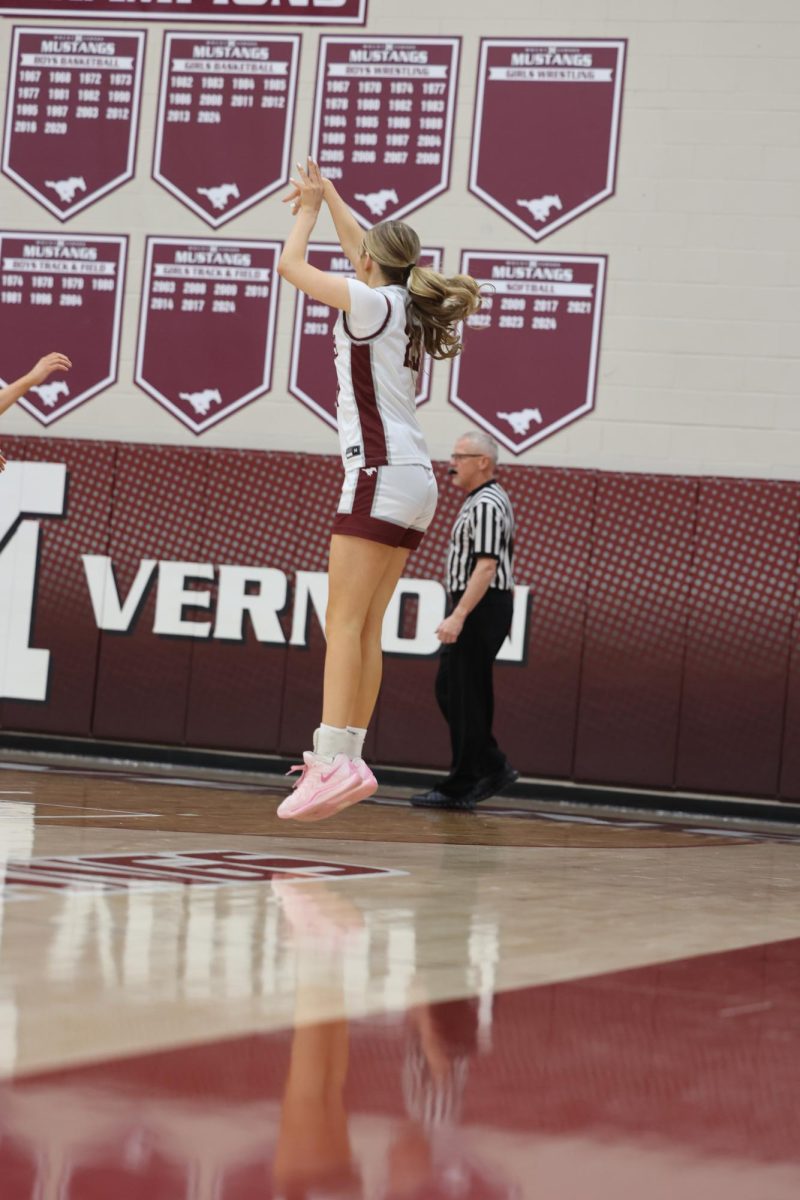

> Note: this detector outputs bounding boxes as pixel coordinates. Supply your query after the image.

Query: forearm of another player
[0,369,36,417]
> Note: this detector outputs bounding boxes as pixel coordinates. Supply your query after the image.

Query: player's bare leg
[350,543,409,729]
[322,534,403,727]
[278,535,405,821]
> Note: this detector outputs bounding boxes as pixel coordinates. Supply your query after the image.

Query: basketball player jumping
[0,352,72,472]
[276,158,480,821]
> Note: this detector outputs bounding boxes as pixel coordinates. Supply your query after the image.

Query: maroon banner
[0,0,367,22]
[450,250,607,455]
[288,243,442,430]
[2,26,145,221]
[470,39,626,241]
[135,236,280,435]
[0,232,127,425]
[311,36,459,228]
[153,33,300,228]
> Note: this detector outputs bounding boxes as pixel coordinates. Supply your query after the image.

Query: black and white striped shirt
[446,479,515,593]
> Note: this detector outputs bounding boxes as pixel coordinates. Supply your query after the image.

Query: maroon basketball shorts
[334,463,438,549]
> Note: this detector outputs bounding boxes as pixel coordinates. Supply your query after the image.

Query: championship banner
[450,251,607,454]
[1,26,145,221]
[470,39,626,241]
[310,36,460,229]
[0,232,127,425]
[153,34,300,229]
[288,243,442,430]
[134,237,280,435]
[0,0,367,22]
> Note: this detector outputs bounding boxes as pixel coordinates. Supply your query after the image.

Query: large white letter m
[0,462,67,701]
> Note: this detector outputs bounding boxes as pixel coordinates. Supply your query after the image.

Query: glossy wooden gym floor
[0,756,798,1198]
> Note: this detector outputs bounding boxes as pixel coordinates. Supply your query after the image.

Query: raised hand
[28,352,72,386]
[281,179,302,215]
[282,157,325,217]
[0,351,73,432]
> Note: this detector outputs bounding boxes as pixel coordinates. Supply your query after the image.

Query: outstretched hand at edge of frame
[28,352,72,387]
[0,351,72,472]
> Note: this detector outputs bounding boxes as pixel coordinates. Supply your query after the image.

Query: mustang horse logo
[354,189,399,217]
[30,381,70,409]
[45,176,87,205]
[517,194,562,223]
[497,408,542,437]
[179,388,223,417]
[197,183,240,212]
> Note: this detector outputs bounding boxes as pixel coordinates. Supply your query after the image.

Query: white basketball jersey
[332,282,431,470]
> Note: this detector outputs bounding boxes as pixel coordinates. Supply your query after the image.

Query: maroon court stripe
[4,935,799,1184]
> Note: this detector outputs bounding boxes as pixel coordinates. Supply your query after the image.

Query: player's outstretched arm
[322,180,365,269]
[0,352,71,472]
[0,352,72,418]
[278,158,351,310]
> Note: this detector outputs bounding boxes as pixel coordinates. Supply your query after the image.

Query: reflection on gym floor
[0,763,799,1197]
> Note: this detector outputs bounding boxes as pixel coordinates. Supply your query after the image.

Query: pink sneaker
[350,758,379,804]
[301,758,378,822]
[278,751,363,822]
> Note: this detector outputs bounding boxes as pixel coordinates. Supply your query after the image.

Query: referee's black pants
[435,588,513,797]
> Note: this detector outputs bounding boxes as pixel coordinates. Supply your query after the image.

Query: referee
[412,431,518,810]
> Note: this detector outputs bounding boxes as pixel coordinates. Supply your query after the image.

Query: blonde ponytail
[361,220,482,364]
[406,265,482,361]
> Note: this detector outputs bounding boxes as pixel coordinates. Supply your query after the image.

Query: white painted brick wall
[0,0,797,480]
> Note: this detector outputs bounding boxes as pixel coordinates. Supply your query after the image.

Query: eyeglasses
[450,452,485,460]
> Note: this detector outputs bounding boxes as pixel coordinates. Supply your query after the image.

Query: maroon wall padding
[1,435,115,736]
[276,454,344,758]
[92,444,212,744]
[6,435,800,802]
[502,466,596,777]
[183,450,308,754]
[675,478,800,797]
[574,474,698,788]
[779,616,800,801]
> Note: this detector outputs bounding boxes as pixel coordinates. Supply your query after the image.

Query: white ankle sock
[346,726,368,758]
[314,724,351,760]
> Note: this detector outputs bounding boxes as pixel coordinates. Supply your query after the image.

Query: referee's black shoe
[468,764,520,804]
[410,765,519,811]
[410,788,476,811]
